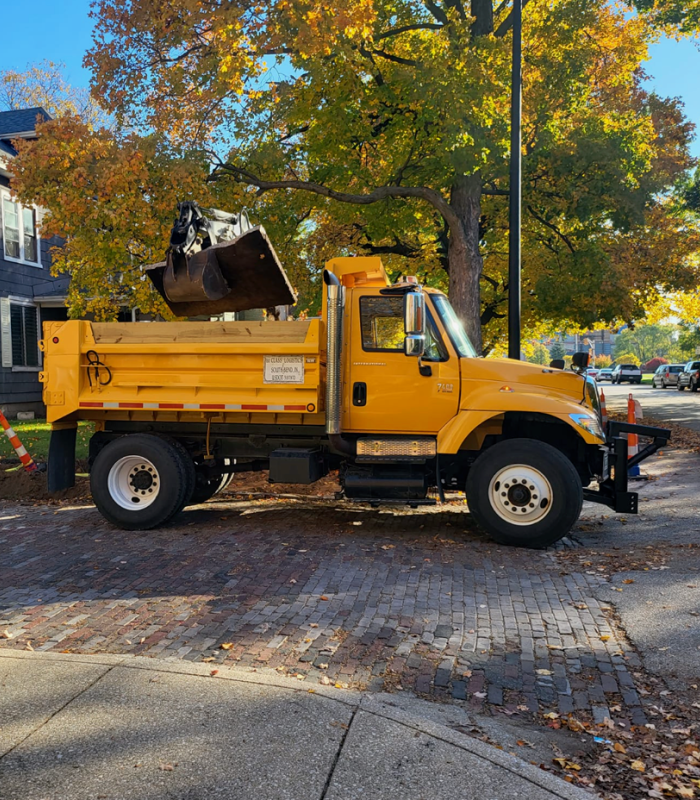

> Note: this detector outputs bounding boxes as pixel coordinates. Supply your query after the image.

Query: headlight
[569,413,605,441]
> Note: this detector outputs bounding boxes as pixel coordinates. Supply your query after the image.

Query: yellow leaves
[630,760,646,772]
[219,642,234,650]
[553,758,581,771]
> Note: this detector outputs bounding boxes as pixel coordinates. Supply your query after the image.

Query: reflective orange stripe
[78,401,310,412]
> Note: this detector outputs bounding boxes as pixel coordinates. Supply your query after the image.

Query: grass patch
[1,420,93,462]
[641,374,654,384]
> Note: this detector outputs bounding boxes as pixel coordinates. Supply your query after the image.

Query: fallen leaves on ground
[547,699,700,800]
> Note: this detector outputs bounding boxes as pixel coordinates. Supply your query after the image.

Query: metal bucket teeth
[145,226,297,317]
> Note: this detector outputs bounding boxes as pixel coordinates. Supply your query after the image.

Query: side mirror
[549,359,565,370]
[572,351,589,372]
[404,292,425,358]
[405,335,425,357]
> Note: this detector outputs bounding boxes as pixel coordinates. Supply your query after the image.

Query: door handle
[353,382,367,406]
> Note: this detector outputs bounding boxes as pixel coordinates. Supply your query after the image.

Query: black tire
[678,382,686,391]
[90,434,190,530]
[164,438,196,511]
[188,472,234,506]
[465,439,583,549]
[691,379,698,393]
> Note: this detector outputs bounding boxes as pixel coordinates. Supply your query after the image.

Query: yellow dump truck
[40,252,668,547]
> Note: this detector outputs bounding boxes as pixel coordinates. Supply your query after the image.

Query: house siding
[0,173,69,415]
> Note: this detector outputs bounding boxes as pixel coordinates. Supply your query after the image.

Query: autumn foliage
[643,357,668,372]
[8,1,700,346]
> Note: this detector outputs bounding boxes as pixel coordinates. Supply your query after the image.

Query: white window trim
[0,188,41,267]
[0,295,42,371]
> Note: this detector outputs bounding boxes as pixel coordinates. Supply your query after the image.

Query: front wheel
[678,383,686,391]
[90,434,190,530]
[465,439,583,549]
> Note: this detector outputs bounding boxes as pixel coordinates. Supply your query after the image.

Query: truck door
[346,291,461,434]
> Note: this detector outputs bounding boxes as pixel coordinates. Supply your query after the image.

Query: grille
[356,437,436,460]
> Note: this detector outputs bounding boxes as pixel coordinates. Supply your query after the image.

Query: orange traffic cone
[627,393,640,477]
[0,412,38,473]
[600,389,608,430]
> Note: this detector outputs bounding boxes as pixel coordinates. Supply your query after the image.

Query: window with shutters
[1,190,40,266]
[0,298,40,369]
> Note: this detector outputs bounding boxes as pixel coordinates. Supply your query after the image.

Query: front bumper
[583,420,670,513]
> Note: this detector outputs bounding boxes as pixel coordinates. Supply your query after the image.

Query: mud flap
[145,226,296,317]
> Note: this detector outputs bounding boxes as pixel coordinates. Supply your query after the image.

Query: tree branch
[210,162,463,235]
[495,0,533,37]
[527,205,576,254]
[423,0,449,25]
[482,187,509,196]
[376,23,444,40]
[360,47,421,67]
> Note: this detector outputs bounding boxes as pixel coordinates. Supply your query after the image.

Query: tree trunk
[448,174,484,354]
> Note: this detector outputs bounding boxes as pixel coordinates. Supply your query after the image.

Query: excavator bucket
[145,202,297,317]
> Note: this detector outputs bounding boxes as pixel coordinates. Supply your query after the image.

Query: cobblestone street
[1,485,661,731]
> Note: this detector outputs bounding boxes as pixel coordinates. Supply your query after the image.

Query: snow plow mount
[145,201,297,317]
[583,420,670,513]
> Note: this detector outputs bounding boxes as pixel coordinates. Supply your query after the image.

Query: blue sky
[0,0,699,157]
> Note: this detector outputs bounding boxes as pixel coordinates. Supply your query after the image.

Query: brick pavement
[0,499,646,727]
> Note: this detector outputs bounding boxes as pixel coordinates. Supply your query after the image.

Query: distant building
[0,107,69,417]
[551,330,616,358]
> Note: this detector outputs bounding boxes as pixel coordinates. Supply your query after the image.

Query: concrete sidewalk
[0,650,596,800]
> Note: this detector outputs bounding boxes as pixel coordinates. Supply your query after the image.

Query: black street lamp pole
[507,0,522,360]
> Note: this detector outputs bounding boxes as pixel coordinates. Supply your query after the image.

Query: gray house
[0,107,69,417]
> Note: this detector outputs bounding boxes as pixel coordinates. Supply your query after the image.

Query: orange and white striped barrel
[599,389,608,429]
[0,412,38,473]
[627,393,640,476]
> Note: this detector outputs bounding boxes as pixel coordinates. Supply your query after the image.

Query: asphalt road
[600,380,700,432]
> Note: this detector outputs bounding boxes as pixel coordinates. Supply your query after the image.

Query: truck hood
[461,357,586,406]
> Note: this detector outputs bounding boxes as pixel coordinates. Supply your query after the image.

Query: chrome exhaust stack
[323,269,355,456]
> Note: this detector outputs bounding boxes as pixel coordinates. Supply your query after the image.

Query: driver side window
[359,295,448,361]
[360,296,404,351]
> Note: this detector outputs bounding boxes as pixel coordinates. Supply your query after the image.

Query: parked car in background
[652,364,684,389]
[678,361,700,392]
[596,368,613,382]
[612,363,642,384]
[585,368,599,380]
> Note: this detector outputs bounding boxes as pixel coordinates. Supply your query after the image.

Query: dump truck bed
[41,320,325,425]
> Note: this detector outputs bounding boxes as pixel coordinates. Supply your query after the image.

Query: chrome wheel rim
[488,464,553,526]
[108,456,160,511]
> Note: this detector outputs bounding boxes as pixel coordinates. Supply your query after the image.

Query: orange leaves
[12,112,215,320]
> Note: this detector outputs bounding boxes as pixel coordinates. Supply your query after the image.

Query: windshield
[430,294,478,358]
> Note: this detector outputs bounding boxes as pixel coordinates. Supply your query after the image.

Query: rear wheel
[692,379,698,393]
[466,439,583,549]
[188,472,234,506]
[91,434,190,530]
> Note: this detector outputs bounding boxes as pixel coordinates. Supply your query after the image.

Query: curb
[0,649,597,799]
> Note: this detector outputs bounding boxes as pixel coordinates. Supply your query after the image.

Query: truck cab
[42,256,669,548]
